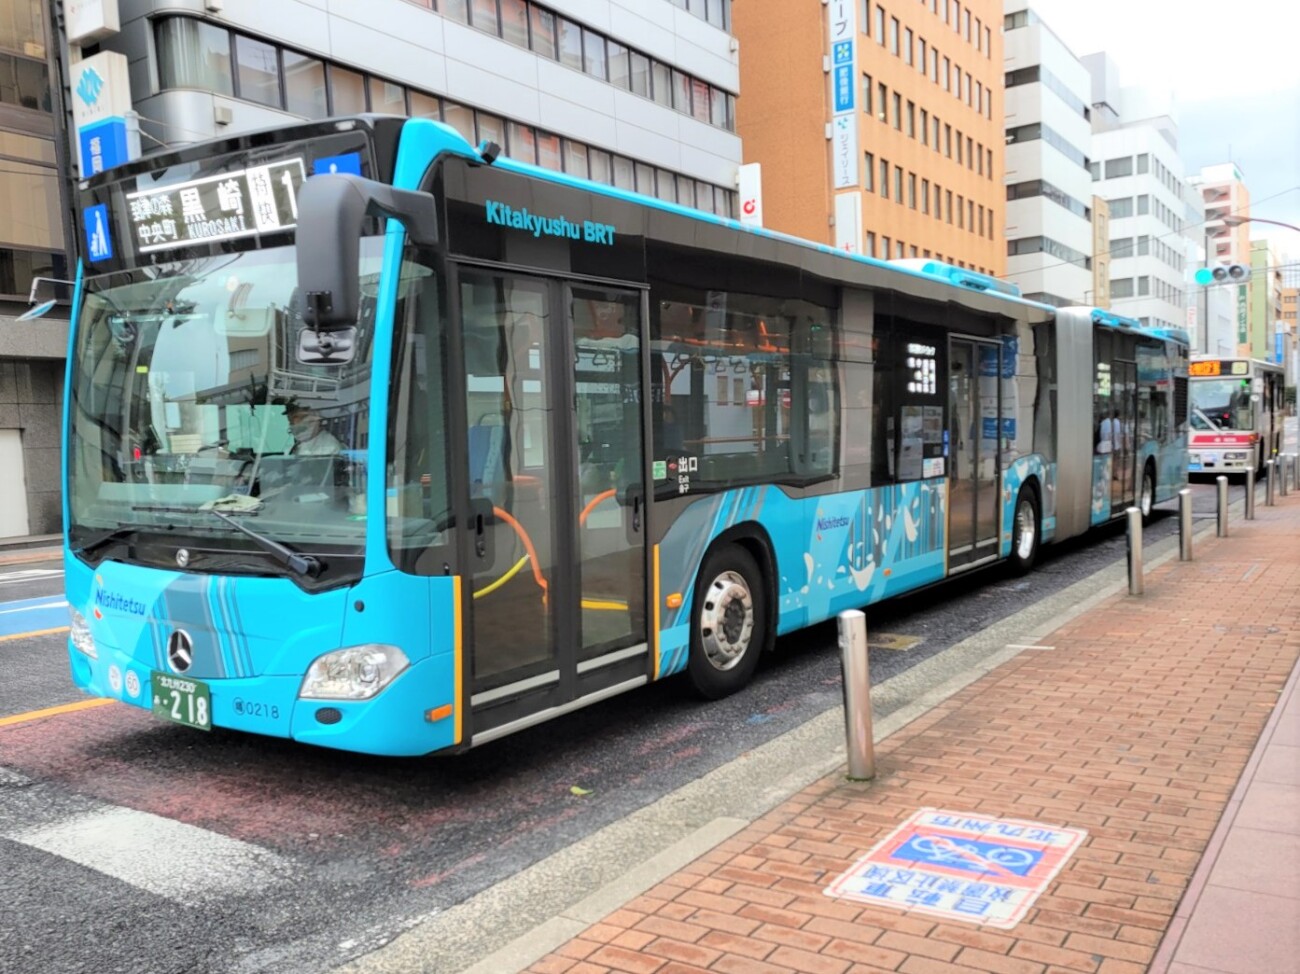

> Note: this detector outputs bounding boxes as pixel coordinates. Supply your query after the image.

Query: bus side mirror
[294,173,438,332]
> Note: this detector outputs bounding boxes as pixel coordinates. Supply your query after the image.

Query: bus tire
[1139,463,1156,523]
[1008,486,1040,576]
[687,543,766,699]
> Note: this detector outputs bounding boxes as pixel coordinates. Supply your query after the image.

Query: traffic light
[1194,263,1251,286]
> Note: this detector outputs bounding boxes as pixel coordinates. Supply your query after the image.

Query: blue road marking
[0,595,70,637]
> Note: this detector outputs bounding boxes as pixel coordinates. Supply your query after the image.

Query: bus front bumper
[1189,450,1253,472]
[66,639,459,757]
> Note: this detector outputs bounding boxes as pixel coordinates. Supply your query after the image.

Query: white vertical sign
[67,0,121,45]
[834,192,862,253]
[737,163,763,227]
[827,0,859,189]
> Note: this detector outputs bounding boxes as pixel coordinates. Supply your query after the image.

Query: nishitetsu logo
[76,67,105,107]
[95,585,147,617]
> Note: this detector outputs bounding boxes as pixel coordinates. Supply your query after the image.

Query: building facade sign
[71,51,134,177]
[827,0,858,190]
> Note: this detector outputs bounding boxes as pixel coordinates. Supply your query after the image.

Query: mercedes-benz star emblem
[167,630,194,673]
[176,548,191,568]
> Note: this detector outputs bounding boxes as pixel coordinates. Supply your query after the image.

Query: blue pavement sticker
[825,808,1087,929]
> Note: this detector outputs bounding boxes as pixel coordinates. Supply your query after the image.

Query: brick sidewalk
[524,502,1300,974]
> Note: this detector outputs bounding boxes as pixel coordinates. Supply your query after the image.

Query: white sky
[1028,0,1300,266]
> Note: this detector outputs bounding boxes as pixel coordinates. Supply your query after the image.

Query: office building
[1085,53,1191,332]
[734,0,1005,273]
[1250,239,1284,363]
[1188,163,1252,355]
[0,0,69,538]
[72,1,741,215]
[1001,2,1093,306]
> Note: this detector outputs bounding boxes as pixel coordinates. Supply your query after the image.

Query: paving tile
[1233,781,1300,834]
[1252,744,1300,786]
[1172,885,1300,974]
[1198,826,1300,897]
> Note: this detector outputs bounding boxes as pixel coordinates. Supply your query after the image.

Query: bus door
[947,338,1001,568]
[454,268,648,740]
[1111,359,1137,513]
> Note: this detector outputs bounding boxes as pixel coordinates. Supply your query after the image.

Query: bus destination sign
[125,157,306,254]
[1189,359,1250,378]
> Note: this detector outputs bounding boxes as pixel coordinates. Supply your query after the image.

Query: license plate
[152,672,212,731]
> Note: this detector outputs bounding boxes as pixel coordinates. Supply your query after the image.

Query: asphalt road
[0,482,1228,974]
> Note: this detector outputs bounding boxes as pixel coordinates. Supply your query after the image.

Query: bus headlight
[299,645,409,700]
[69,607,97,659]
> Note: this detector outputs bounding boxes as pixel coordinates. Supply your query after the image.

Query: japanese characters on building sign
[124,158,306,254]
[827,0,858,190]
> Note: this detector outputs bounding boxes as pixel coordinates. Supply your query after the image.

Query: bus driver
[287,405,342,457]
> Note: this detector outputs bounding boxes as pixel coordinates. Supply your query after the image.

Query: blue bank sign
[71,52,135,178]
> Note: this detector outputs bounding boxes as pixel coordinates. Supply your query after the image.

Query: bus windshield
[1190,378,1254,432]
[68,241,383,580]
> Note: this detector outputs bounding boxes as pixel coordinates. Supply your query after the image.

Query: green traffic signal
[1194,267,1215,286]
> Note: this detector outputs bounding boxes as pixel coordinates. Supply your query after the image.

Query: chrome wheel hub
[1015,498,1036,560]
[698,570,754,671]
[1141,474,1153,517]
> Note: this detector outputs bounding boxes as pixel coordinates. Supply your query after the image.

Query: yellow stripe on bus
[652,544,661,680]
[0,697,114,728]
[453,575,464,746]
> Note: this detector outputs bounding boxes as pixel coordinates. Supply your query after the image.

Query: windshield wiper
[1193,407,1222,431]
[208,508,322,578]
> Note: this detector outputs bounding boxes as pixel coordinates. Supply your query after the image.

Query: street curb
[339,503,1232,974]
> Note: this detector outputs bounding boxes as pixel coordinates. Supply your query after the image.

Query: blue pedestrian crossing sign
[84,204,113,262]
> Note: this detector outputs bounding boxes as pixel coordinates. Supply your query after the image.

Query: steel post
[1127,507,1144,595]
[837,610,875,781]
[1217,475,1229,537]
[1179,488,1193,561]
[1246,466,1256,520]
[1266,459,1276,506]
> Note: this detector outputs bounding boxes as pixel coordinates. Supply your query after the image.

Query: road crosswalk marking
[7,804,294,905]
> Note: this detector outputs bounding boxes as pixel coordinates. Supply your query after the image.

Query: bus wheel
[1140,464,1156,523]
[1008,487,1040,576]
[688,543,766,699]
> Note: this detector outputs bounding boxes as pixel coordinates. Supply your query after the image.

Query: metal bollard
[1280,455,1290,497]
[1266,459,1276,506]
[1179,488,1194,561]
[837,609,876,781]
[1217,475,1229,537]
[1246,465,1256,520]
[1126,507,1144,595]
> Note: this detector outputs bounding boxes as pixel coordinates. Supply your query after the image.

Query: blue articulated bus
[56,115,1189,756]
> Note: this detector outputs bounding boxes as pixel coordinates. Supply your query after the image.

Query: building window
[1105,156,1133,178]
[863,73,873,117]
[330,65,366,113]
[1138,276,1150,296]
[892,91,901,129]
[1111,278,1134,299]
[906,99,915,136]
[893,165,903,203]
[922,178,930,214]
[908,172,916,208]
[283,50,327,118]
[1137,194,1150,215]
[918,38,927,74]
[156,16,235,95]
[890,16,900,54]
[880,158,890,198]
[866,230,876,257]
[878,82,888,120]
[904,27,913,64]
[875,5,885,43]
[920,108,929,145]
[865,152,874,191]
